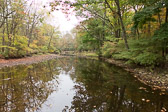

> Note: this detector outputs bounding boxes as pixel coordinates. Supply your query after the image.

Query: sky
[33,0,80,34]
[48,10,79,33]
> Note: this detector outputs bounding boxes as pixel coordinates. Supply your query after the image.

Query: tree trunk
[115,0,129,49]
[6,0,11,46]
[148,22,151,36]
[158,13,162,27]
[133,5,140,39]
[166,47,168,56]
[102,2,106,41]
[165,7,168,23]
[2,25,5,52]
[118,19,121,38]
[162,48,165,58]
[28,22,35,47]
[137,29,140,39]
[164,7,168,57]
[28,13,37,47]
[48,35,53,50]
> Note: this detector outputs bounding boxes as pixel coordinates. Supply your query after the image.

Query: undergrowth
[102,38,164,66]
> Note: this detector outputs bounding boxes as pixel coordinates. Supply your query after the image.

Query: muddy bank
[0,54,61,68]
[103,58,168,91]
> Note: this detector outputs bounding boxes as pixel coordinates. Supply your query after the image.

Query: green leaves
[102,38,164,66]
[133,6,159,29]
[134,52,162,66]
[0,46,16,50]
[153,23,168,40]
[152,23,168,51]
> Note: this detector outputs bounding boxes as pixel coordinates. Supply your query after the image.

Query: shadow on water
[0,57,168,112]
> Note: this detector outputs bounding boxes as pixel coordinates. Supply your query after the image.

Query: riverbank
[0,54,60,68]
[103,58,168,91]
[0,53,168,91]
[75,52,168,90]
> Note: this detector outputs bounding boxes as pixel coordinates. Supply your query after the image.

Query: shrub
[102,38,164,66]
[101,42,118,58]
[134,52,163,66]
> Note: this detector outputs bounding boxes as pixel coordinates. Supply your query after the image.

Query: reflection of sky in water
[40,73,75,112]
[1,58,168,112]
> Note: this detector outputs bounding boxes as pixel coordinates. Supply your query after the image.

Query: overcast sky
[30,0,79,33]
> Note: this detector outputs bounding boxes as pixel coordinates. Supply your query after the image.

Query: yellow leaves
[80,7,84,11]
[161,89,166,92]
[146,100,150,102]
[159,92,166,95]
[142,98,150,103]
[139,87,146,90]
[16,35,28,42]
[32,107,38,111]
[161,107,167,112]
[32,40,38,44]
[30,43,38,49]
[0,46,17,50]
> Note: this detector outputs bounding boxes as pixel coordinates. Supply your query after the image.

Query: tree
[0,0,60,58]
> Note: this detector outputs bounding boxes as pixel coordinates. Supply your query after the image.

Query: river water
[0,57,168,112]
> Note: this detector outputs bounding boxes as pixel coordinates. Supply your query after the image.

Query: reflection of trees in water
[0,60,59,112]
[0,58,168,112]
[57,58,76,78]
[70,84,126,112]
[69,58,168,112]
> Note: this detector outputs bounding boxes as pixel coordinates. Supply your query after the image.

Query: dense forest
[1,0,168,67]
[1,1,168,111]
[0,0,70,58]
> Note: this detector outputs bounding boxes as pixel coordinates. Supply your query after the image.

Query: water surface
[0,57,168,112]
